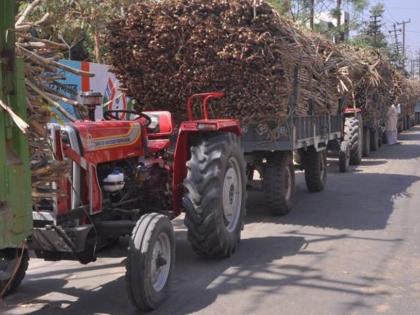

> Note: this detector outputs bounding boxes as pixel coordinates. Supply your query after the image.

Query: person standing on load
[386,104,399,144]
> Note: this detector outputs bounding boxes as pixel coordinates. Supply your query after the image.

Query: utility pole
[368,13,382,47]
[418,50,420,80]
[336,0,344,43]
[336,0,342,28]
[310,0,315,30]
[389,24,402,68]
[397,19,411,69]
[411,59,415,79]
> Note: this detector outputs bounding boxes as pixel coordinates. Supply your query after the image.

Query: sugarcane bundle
[400,79,420,116]
[337,45,403,125]
[106,0,346,125]
[13,1,90,205]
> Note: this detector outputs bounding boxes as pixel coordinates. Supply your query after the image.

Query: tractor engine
[30,110,175,264]
[97,158,172,216]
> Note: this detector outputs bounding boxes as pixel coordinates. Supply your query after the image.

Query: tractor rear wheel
[303,148,327,192]
[363,127,371,157]
[344,116,362,165]
[126,213,175,311]
[263,152,295,216]
[0,248,29,296]
[183,133,246,258]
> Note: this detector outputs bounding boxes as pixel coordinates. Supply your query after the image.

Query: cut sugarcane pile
[338,45,404,125]
[106,0,348,124]
[14,0,90,204]
[399,79,420,117]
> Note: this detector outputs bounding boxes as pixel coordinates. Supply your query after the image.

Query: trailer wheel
[126,213,175,311]
[363,127,371,157]
[263,152,295,216]
[338,141,350,173]
[378,128,383,147]
[183,133,246,258]
[304,148,327,192]
[0,248,29,296]
[370,128,379,151]
[344,116,362,165]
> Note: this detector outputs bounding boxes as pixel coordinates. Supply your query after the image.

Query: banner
[56,60,133,120]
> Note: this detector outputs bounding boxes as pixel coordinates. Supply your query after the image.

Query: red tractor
[2,92,246,311]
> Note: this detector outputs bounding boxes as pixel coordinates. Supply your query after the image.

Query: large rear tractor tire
[263,152,295,216]
[303,148,327,192]
[363,127,371,157]
[0,248,29,296]
[344,116,363,165]
[183,133,246,258]
[126,213,175,311]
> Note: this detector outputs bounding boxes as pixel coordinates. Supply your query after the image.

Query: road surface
[2,126,420,315]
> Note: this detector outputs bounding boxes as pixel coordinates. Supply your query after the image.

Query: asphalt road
[2,126,420,315]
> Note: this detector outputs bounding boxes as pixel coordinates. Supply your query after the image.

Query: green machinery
[0,0,32,249]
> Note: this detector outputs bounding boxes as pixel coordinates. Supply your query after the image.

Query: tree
[351,3,394,59]
[21,0,138,63]
[330,0,367,42]
[269,0,367,39]
[269,0,316,25]
[267,0,292,16]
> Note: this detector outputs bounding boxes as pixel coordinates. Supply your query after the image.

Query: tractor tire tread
[0,249,29,296]
[183,133,246,259]
[263,152,295,216]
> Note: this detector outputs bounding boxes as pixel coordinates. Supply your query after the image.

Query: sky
[363,0,420,62]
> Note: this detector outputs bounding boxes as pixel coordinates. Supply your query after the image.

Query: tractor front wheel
[0,248,29,296]
[183,133,246,258]
[338,140,350,173]
[344,116,362,165]
[126,213,175,311]
[303,148,327,192]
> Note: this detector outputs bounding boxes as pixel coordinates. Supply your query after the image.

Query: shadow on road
[370,127,420,160]
[371,143,420,160]
[246,172,419,230]
[3,130,419,315]
[353,159,388,167]
[397,126,420,141]
[1,236,303,315]
[1,233,392,315]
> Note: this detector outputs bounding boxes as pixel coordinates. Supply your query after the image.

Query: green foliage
[20,0,138,62]
[370,2,384,17]
[269,0,367,41]
[350,3,394,59]
[267,0,292,15]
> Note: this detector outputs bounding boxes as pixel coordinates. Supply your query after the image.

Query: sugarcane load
[106,0,345,124]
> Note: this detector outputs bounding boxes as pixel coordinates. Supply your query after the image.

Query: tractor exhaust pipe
[80,91,102,121]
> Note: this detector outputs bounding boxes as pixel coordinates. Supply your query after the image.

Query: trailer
[241,67,345,215]
[361,116,383,157]
[0,0,32,296]
[415,102,420,125]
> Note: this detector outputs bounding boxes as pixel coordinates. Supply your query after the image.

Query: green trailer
[0,0,32,295]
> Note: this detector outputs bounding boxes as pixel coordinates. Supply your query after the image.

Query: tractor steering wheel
[103,110,152,126]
